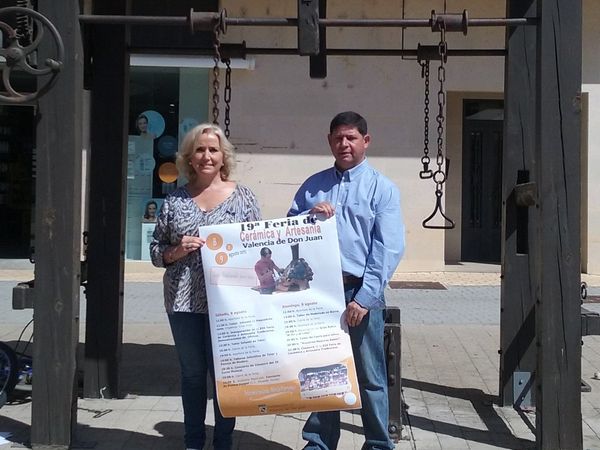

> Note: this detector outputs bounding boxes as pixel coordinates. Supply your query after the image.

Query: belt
[342,275,363,286]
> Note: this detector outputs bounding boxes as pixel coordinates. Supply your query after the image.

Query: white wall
[581,0,600,274]
[583,86,600,274]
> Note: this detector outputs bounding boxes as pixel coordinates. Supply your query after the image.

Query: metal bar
[79,14,535,29]
[79,14,188,26]
[469,18,536,26]
[130,46,505,58]
[226,17,297,27]
[245,48,506,57]
[320,17,535,27]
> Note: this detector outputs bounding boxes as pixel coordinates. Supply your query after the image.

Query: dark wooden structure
[83,0,129,401]
[21,0,583,448]
[500,1,582,448]
[31,1,83,448]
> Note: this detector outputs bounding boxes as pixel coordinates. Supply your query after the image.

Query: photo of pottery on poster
[199,215,361,417]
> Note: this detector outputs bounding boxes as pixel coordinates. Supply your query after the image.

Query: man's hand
[309,201,335,219]
[345,300,368,327]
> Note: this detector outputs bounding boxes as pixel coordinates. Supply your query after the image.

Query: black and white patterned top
[150,184,261,314]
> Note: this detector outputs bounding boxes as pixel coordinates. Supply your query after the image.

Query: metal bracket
[431,10,469,35]
[513,371,533,409]
[514,182,537,207]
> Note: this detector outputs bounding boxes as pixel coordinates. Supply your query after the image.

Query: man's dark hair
[329,111,368,136]
[260,247,272,257]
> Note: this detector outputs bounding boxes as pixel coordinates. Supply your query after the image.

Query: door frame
[445,91,504,264]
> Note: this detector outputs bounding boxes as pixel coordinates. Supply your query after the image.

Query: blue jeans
[302,286,394,450]
[168,312,235,450]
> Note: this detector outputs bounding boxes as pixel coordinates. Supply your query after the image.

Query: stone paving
[1,267,600,449]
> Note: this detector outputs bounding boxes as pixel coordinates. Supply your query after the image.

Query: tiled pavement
[1,265,600,449]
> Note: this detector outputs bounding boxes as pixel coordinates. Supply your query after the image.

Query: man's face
[327,125,370,171]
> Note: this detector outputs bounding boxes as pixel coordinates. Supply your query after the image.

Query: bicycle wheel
[0,341,18,398]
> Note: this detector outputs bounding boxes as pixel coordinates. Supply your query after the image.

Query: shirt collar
[334,158,369,181]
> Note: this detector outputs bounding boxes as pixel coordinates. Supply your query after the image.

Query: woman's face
[190,132,224,179]
[137,117,148,133]
[147,203,157,217]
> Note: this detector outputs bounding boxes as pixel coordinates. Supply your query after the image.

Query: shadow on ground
[0,416,293,450]
[119,342,180,396]
[403,378,535,450]
[2,340,181,398]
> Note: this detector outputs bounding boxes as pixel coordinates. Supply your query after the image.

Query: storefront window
[125,65,209,260]
[0,105,35,259]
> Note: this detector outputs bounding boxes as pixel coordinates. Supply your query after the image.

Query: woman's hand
[164,235,206,264]
[180,235,205,254]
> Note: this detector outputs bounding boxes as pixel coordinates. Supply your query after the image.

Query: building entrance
[461,99,504,263]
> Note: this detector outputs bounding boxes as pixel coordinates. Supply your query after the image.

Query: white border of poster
[200,215,361,417]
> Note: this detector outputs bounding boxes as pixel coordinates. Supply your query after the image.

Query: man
[288,111,405,450]
[254,247,283,294]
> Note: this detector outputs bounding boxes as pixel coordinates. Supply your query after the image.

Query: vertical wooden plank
[298,0,319,56]
[499,0,537,407]
[309,0,327,79]
[83,0,129,398]
[31,0,83,447]
[536,0,582,448]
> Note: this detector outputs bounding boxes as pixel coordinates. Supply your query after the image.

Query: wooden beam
[83,0,129,399]
[31,0,83,447]
[309,0,327,79]
[535,0,582,448]
[500,0,537,407]
[298,0,320,55]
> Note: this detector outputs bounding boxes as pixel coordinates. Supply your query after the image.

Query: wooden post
[298,0,320,56]
[31,0,83,448]
[309,0,327,79]
[499,0,537,407]
[83,0,129,399]
[535,0,582,448]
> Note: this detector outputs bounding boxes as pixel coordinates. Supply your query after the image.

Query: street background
[1,262,600,449]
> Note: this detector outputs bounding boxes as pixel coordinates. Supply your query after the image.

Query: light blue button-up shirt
[288,159,405,310]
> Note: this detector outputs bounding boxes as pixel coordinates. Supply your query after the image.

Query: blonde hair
[176,123,235,181]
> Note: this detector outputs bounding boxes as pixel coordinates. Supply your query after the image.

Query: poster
[125,136,154,259]
[200,215,361,417]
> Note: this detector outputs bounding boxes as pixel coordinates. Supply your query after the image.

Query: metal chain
[434,26,447,192]
[212,25,222,126]
[422,23,455,229]
[223,58,232,138]
[15,0,33,47]
[419,60,432,179]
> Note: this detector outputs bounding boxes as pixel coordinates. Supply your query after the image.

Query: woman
[142,200,158,222]
[150,123,261,450]
[136,113,156,140]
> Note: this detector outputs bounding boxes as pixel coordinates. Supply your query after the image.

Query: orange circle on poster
[226,243,233,251]
[158,162,178,183]
[215,252,228,265]
[206,233,223,250]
